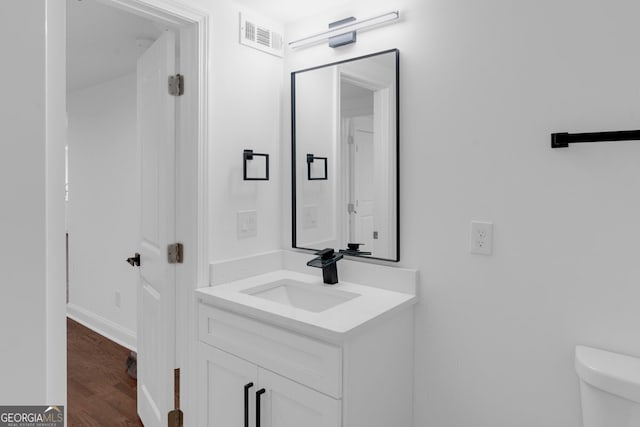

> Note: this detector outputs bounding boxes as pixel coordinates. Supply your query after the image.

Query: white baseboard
[67,303,137,351]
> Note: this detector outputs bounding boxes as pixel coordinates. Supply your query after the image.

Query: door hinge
[168,409,183,427]
[168,74,184,96]
[347,203,355,214]
[348,135,354,145]
[168,368,183,426]
[168,243,184,264]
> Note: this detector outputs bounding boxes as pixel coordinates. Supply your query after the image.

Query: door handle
[256,388,266,427]
[244,382,253,427]
[126,253,141,267]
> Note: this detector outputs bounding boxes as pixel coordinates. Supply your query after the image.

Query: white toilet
[575,345,640,427]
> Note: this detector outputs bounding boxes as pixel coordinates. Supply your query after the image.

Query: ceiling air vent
[239,13,284,58]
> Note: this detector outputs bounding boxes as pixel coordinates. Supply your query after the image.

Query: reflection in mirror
[292,49,399,262]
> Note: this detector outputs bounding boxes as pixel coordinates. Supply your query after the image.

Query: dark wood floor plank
[67,318,143,427]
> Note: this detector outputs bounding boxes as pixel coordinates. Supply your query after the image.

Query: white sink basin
[241,279,359,313]
[196,269,417,339]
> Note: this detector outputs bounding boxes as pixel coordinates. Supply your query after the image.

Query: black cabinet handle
[244,382,253,427]
[256,388,266,427]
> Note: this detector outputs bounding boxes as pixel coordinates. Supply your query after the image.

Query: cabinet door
[257,368,341,427]
[198,343,258,427]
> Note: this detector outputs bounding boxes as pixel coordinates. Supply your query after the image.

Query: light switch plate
[303,205,318,229]
[237,210,257,239]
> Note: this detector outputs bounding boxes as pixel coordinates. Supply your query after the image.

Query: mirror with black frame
[292,49,399,262]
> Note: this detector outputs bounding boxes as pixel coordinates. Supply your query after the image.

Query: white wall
[0,0,66,406]
[67,73,139,349]
[284,1,640,426]
[189,0,285,263]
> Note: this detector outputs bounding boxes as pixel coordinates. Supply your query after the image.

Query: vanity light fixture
[288,10,400,50]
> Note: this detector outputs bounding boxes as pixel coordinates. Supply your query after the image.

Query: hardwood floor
[67,318,143,426]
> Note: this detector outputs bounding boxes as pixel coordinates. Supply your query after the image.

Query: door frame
[337,71,393,258]
[97,0,210,422]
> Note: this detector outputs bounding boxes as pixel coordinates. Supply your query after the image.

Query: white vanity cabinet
[196,300,414,427]
[198,344,255,427]
[257,367,341,427]
[198,344,340,427]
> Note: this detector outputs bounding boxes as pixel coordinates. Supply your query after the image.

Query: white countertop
[196,270,417,341]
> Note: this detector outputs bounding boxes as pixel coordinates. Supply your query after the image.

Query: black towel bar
[551,130,640,148]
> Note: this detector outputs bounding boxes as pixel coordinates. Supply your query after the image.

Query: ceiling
[67,0,352,92]
[67,0,163,92]
[234,0,351,23]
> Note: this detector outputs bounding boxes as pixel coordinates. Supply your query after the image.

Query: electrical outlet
[237,210,257,239]
[470,221,493,255]
[115,290,121,308]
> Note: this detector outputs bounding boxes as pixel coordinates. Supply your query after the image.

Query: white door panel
[199,345,258,427]
[137,30,177,427]
[351,117,375,252]
[258,368,341,427]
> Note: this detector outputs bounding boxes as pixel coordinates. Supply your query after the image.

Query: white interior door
[137,30,177,427]
[350,116,375,252]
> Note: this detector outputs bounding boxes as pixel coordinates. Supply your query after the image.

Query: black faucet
[306,248,343,285]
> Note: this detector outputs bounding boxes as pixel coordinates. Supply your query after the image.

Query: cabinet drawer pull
[244,382,254,427]
[256,388,266,427]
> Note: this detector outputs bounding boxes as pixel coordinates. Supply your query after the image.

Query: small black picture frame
[243,149,269,181]
[306,154,328,180]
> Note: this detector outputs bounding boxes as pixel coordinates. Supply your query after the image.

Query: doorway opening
[65,0,208,425]
[66,0,166,423]
[339,72,395,260]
